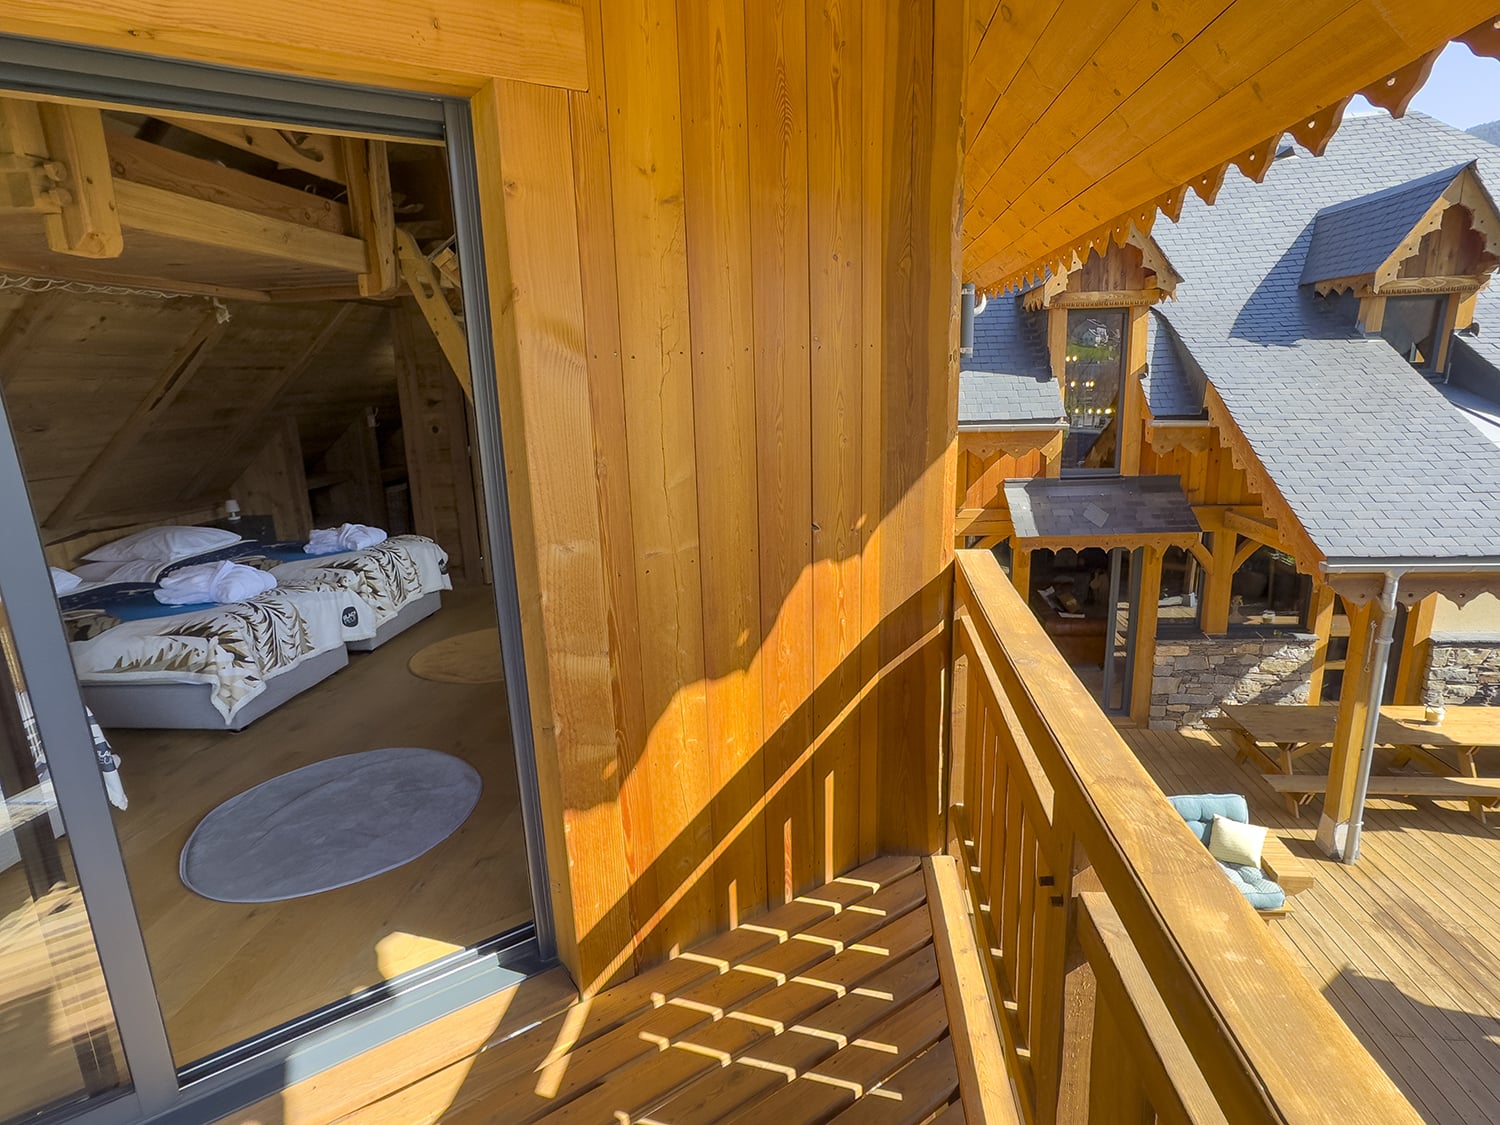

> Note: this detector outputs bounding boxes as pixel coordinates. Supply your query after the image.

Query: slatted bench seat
[1267,774,1500,822]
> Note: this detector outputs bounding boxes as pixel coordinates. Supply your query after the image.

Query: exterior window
[1380,295,1447,372]
[1062,308,1126,472]
[1156,545,1202,633]
[1229,546,1309,629]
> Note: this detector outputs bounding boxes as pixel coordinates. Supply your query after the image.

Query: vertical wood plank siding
[538,0,962,987]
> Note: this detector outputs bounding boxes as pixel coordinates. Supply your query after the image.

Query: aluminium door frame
[0,34,554,1125]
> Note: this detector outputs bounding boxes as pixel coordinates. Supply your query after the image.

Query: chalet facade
[7,4,1500,1125]
[961,112,1500,729]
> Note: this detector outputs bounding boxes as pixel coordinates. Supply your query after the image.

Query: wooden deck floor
[240,855,971,1125]
[1124,726,1500,1125]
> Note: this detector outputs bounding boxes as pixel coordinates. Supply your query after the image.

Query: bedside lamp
[224,499,242,523]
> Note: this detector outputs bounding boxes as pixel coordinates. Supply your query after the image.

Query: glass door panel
[0,598,129,1121]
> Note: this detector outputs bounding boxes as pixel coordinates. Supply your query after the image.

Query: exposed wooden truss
[965,4,1500,294]
[395,227,472,399]
[0,98,403,300]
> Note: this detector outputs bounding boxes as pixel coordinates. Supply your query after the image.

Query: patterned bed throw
[271,535,451,627]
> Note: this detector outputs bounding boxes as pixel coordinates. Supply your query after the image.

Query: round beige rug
[408,629,504,684]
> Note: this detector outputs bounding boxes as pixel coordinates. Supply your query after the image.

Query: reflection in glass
[1062,308,1127,471]
[1380,295,1445,371]
[1230,546,1308,628]
[0,600,129,1120]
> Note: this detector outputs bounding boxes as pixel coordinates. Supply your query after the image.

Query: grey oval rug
[181,747,481,903]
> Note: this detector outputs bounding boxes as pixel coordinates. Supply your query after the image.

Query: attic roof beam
[395,228,472,400]
[45,311,225,531]
[186,304,357,502]
[113,179,368,273]
[151,117,349,185]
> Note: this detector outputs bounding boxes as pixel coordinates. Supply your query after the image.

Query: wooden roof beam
[113,178,368,273]
[396,227,472,400]
[152,116,349,184]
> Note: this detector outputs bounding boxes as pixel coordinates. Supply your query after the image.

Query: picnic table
[1212,704,1500,820]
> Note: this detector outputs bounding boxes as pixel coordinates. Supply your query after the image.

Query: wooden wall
[958,447,1044,509]
[477,0,965,989]
[1139,426,1258,507]
[0,0,966,994]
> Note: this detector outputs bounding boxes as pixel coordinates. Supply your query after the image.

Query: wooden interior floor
[1125,725,1500,1125]
[110,585,532,1066]
[244,855,970,1125]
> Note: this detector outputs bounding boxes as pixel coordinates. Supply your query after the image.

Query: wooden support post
[46,312,224,530]
[1042,431,1064,478]
[1317,597,1378,858]
[1119,308,1148,476]
[1201,531,1236,635]
[1435,294,1462,376]
[341,138,399,298]
[1306,582,1336,705]
[1010,543,1031,601]
[1357,294,1386,335]
[36,104,122,258]
[1129,545,1162,727]
[1392,594,1438,705]
[395,227,473,399]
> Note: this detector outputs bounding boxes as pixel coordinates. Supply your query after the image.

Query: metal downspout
[1345,570,1400,863]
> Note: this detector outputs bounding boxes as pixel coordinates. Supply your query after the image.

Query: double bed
[56,531,452,731]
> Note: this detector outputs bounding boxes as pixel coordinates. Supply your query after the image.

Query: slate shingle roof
[1298,164,1469,286]
[1143,310,1205,418]
[1005,476,1201,541]
[1150,112,1500,564]
[959,296,1064,426]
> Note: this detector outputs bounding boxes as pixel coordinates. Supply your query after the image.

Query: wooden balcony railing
[948,549,1419,1124]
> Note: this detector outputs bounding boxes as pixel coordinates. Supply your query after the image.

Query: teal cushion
[1168,793,1251,845]
[1217,861,1286,911]
[1169,793,1285,911]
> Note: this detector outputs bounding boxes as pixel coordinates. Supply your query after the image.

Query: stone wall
[1425,638,1500,706]
[1150,632,1315,730]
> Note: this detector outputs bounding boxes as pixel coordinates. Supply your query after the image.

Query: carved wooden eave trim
[1328,571,1500,608]
[972,19,1500,297]
[959,427,1065,463]
[1202,384,1326,577]
[1018,228,1180,312]
[1011,531,1203,555]
[1146,419,1214,455]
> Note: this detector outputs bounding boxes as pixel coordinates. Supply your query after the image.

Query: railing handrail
[952,548,1418,1124]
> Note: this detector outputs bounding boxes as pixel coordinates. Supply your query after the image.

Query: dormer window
[1380,294,1446,372]
[1027,233,1182,475]
[1302,162,1500,378]
[1063,309,1126,471]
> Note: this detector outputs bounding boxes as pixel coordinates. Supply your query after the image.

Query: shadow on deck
[1123,725,1500,1125]
[235,856,977,1124]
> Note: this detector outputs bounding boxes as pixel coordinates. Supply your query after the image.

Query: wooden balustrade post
[1089,1003,1156,1125]
[1033,831,1081,1124]
[949,616,972,851]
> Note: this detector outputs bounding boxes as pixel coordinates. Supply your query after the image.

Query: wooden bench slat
[1266,775,1500,797]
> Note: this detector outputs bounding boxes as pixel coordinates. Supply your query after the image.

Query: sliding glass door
[0,36,553,1125]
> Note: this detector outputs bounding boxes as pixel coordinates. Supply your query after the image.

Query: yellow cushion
[1208,814,1267,868]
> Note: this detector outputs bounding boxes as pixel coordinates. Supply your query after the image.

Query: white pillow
[73,558,170,584]
[81,525,243,564]
[1208,814,1267,868]
[49,566,82,594]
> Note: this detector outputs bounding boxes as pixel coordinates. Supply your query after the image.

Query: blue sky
[1348,42,1500,129]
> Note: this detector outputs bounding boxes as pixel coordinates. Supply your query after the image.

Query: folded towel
[305,523,388,555]
[50,566,82,594]
[154,561,278,606]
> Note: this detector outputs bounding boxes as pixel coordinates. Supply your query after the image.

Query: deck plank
[1122,725,1500,1125]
